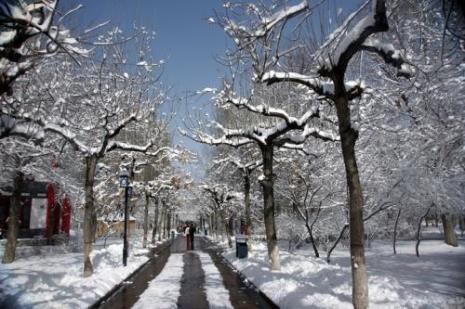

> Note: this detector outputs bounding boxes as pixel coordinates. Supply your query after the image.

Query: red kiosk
[0,182,71,239]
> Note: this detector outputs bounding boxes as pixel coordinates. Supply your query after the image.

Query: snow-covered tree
[214,0,415,306]
[185,79,337,270]
[0,0,86,96]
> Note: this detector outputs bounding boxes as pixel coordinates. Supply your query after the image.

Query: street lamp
[119,169,130,266]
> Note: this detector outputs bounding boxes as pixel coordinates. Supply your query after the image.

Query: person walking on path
[184,223,191,250]
[189,223,196,250]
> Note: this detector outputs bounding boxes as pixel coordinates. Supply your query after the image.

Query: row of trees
[185,1,465,308]
[0,1,190,278]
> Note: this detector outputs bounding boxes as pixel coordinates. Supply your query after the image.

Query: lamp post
[119,170,130,266]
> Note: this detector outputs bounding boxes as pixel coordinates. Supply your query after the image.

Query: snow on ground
[197,251,233,309]
[132,253,184,309]
[224,239,465,309]
[0,236,158,309]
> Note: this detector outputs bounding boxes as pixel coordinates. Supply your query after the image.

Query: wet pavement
[95,236,278,309]
[94,241,173,309]
[177,252,209,308]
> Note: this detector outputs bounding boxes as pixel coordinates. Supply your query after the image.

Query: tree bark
[91,211,97,243]
[260,144,280,270]
[142,192,149,248]
[459,215,465,237]
[308,201,322,258]
[159,204,165,241]
[441,214,458,247]
[244,172,252,236]
[334,76,367,309]
[327,224,348,263]
[2,172,23,264]
[416,205,433,257]
[151,197,159,244]
[393,208,401,255]
[306,222,319,258]
[166,210,172,237]
[219,209,233,248]
[211,212,216,238]
[83,156,98,277]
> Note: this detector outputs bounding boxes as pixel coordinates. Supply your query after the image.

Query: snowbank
[224,240,465,308]
[0,239,152,308]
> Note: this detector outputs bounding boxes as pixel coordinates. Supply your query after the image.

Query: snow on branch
[46,126,96,155]
[218,85,322,126]
[233,157,262,171]
[0,0,58,46]
[0,115,44,141]
[276,124,339,147]
[218,92,295,121]
[105,140,154,153]
[106,112,138,139]
[213,155,263,173]
[360,38,414,78]
[0,1,90,95]
[262,71,366,99]
[254,1,308,38]
[262,71,333,98]
[224,1,309,40]
[316,0,389,73]
[181,126,256,148]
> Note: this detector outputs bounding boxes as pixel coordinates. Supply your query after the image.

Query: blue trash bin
[235,235,248,258]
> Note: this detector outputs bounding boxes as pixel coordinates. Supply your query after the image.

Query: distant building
[0,182,71,239]
[96,212,136,237]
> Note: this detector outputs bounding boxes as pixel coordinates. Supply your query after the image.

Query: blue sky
[72,0,228,93]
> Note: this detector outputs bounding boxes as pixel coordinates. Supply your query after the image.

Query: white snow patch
[0,240,149,308]
[223,240,465,308]
[197,251,233,309]
[132,253,184,309]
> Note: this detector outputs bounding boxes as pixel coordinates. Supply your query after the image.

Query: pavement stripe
[132,253,184,309]
[197,251,233,309]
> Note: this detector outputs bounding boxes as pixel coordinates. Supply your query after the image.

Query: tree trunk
[2,172,23,264]
[306,222,320,258]
[393,208,401,255]
[166,210,172,238]
[159,205,165,241]
[459,215,465,237]
[244,172,252,236]
[151,197,159,244]
[416,205,433,257]
[142,192,149,248]
[83,156,98,277]
[224,219,233,248]
[219,209,232,248]
[334,78,367,309]
[441,214,458,247]
[91,211,97,243]
[211,213,216,238]
[260,144,280,270]
[308,202,323,258]
[327,224,348,263]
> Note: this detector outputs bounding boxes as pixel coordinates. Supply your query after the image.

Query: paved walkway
[98,236,278,309]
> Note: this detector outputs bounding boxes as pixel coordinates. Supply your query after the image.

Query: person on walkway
[189,223,196,250]
[184,223,191,250]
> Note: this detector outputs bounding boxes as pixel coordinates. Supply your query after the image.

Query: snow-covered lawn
[224,239,465,309]
[0,237,161,309]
